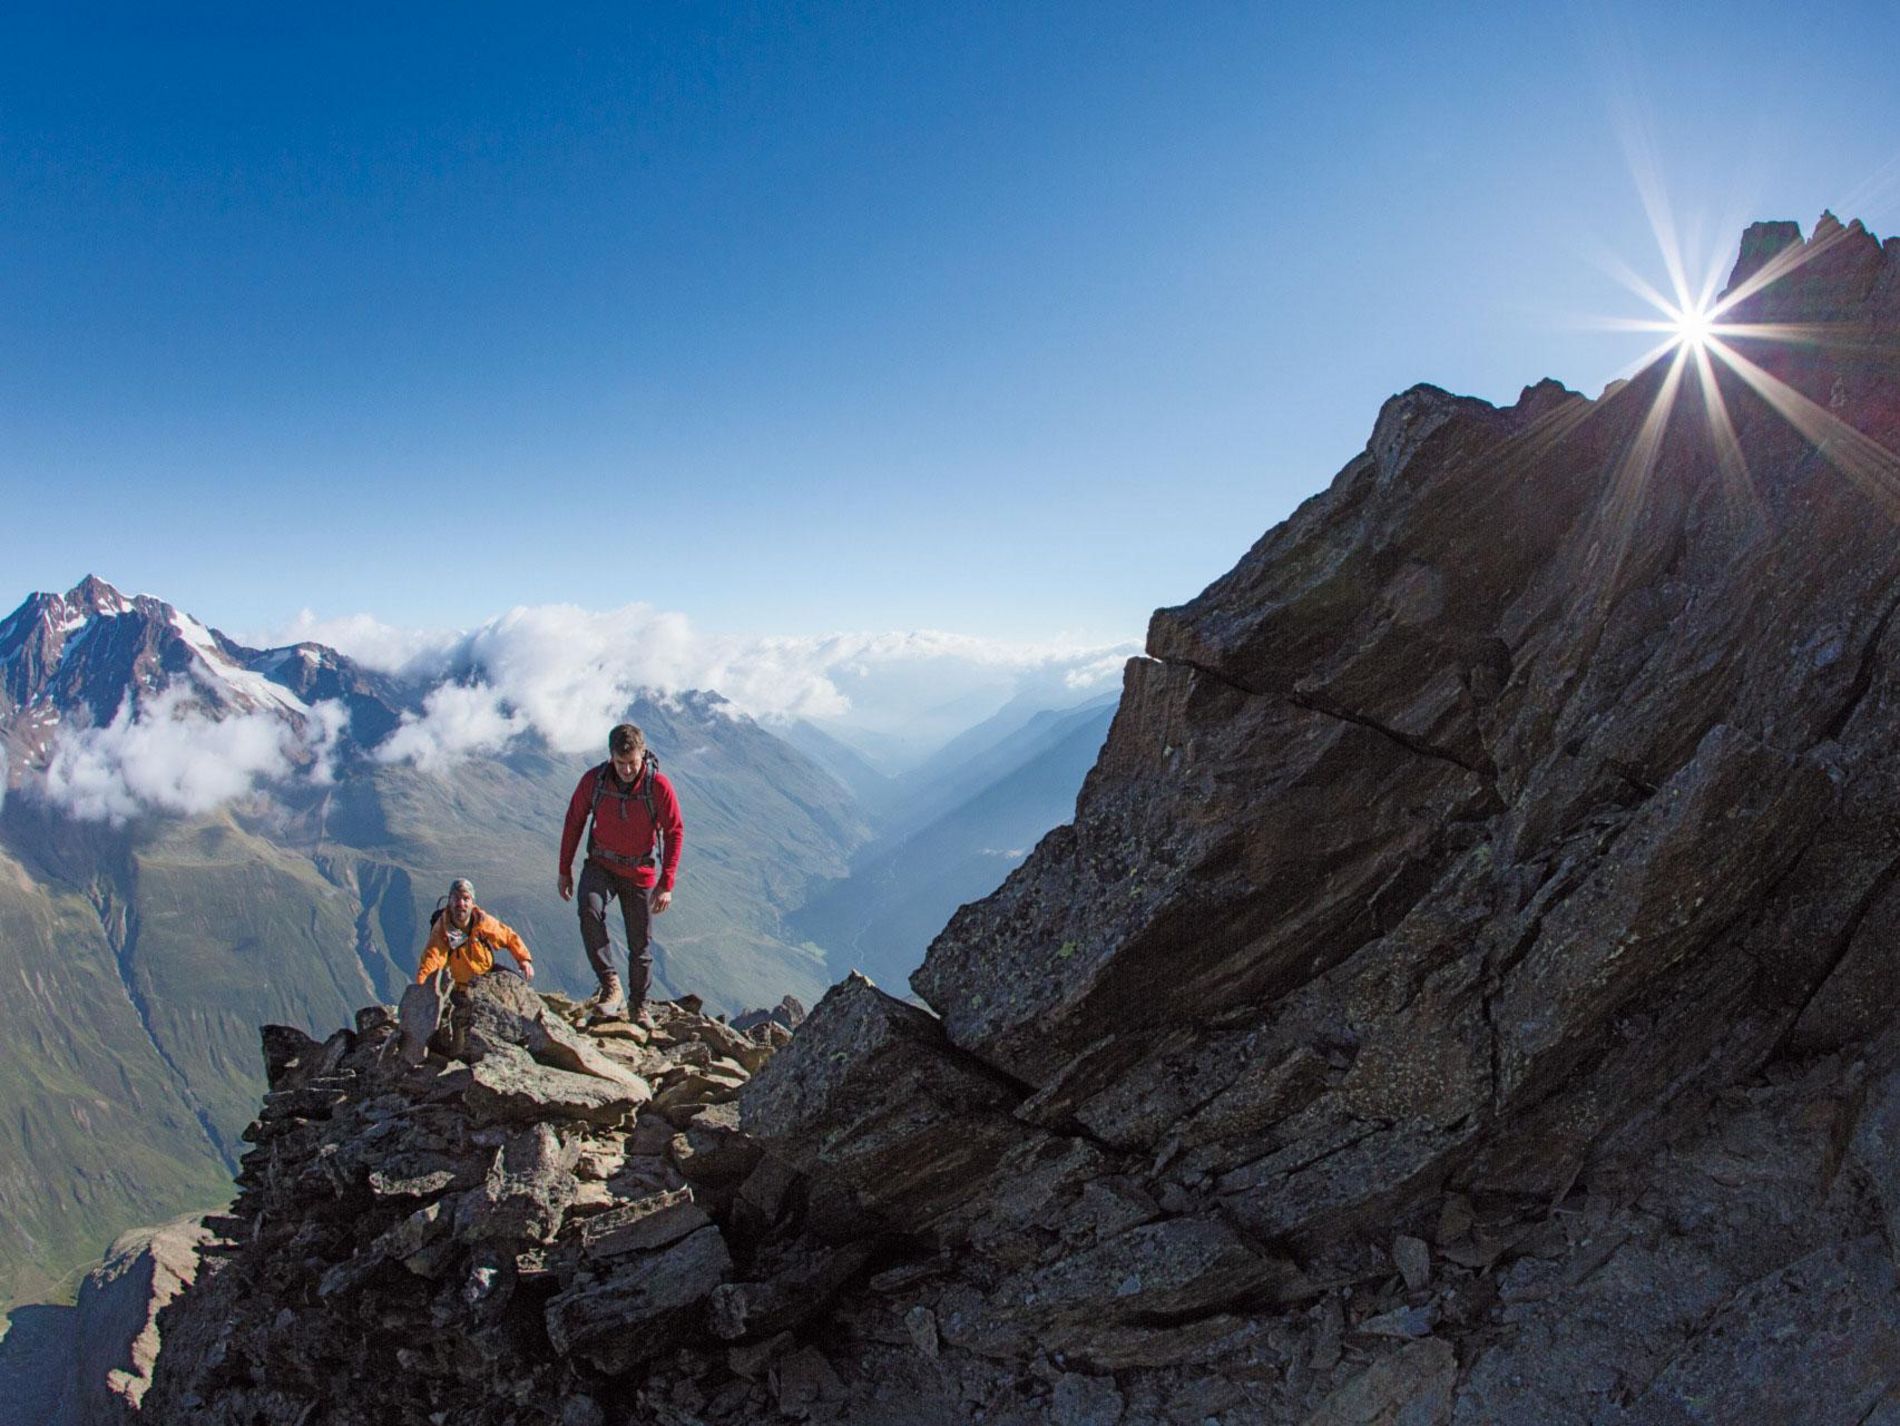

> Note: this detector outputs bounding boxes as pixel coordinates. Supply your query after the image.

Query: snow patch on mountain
[169,610,312,717]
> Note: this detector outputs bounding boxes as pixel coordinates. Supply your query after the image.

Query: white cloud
[26,600,1136,819]
[373,681,530,774]
[41,688,348,825]
[318,602,1139,772]
[256,610,453,675]
[304,699,352,785]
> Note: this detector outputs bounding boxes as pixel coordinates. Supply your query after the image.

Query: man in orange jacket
[557,722,683,1024]
[415,877,535,986]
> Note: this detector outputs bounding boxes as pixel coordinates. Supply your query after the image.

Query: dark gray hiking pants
[578,859,652,1007]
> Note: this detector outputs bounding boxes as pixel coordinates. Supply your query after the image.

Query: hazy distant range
[787,692,1119,991]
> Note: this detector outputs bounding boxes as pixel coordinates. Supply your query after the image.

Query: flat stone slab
[463,1041,649,1127]
[572,1188,711,1259]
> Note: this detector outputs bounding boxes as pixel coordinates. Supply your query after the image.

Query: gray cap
[449,877,475,897]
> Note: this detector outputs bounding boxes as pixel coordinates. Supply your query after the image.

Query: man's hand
[521,961,536,982]
[650,888,673,915]
[558,873,574,902]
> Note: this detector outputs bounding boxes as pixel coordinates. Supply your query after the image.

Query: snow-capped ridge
[167,608,314,718]
[0,578,390,821]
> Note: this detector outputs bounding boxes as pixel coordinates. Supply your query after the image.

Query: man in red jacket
[558,722,684,1024]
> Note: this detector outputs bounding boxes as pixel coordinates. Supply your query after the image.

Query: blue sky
[6,2,1900,648]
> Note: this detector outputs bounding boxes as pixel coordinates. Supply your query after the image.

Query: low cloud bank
[41,687,348,824]
[275,603,1138,771]
[29,600,1135,823]
[266,610,455,675]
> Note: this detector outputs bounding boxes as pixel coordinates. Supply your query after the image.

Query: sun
[1585,186,1900,530]
[1671,301,1715,351]
[1565,105,1900,532]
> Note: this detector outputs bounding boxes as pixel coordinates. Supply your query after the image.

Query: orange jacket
[416,907,533,986]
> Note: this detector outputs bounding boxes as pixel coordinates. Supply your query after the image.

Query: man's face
[448,886,474,928]
[611,747,644,782]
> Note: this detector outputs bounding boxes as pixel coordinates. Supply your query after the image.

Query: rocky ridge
[141,975,811,1424]
[145,215,1900,1423]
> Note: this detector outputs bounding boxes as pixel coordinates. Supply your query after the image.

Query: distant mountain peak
[2,574,150,648]
[0,579,410,771]
[66,574,136,616]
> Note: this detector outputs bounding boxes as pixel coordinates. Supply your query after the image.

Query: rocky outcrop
[141,976,825,1423]
[906,213,1900,1254]
[68,1218,214,1425]
[147,218,1900,1422]
[0,1214,212,1426]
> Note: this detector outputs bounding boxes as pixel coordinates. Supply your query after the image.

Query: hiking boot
[631,1004,654,1031]
[587,974,627,1021]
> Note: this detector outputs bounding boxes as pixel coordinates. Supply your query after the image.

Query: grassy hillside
[0,694,864,1312]
[0,835,232,1309]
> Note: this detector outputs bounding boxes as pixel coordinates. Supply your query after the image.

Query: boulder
[260,1024,323,1088]
[706,1240,876,1342]
[463,1040,649,1126]
[455,1122,580,1245]
[569,1188,710,1260]
[449,973,650,1091]
[741,974,1039,1232]
[732,995,806,1034]
[1304,1337,1456,1426]
[544,1226,735,1374]
[673,1102,764,1187]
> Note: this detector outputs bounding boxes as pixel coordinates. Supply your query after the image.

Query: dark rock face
[915,213,1900,1258]
[742,972,1040,1230]
[147,219,1900,1422]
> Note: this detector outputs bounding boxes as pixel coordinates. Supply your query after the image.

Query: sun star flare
[1672,301,1716,351]
[1597,185,1900,535]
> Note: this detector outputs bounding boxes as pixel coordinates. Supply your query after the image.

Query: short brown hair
[608,723,645,756]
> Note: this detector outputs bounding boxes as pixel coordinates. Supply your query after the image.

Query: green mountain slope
[0,691,865,1312]
[0,839,231,1309]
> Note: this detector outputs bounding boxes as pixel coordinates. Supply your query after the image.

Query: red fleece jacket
[559,761,684,891]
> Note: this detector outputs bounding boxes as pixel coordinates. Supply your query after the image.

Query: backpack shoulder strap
[641,753,660,821]
[470,911,499,955]
[586,761,613,818]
